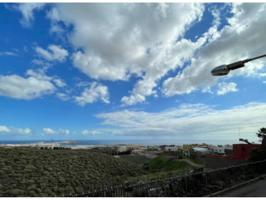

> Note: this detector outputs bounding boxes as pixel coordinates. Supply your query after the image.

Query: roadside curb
[205,174,266,197]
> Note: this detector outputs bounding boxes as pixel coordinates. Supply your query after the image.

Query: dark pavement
[221,178,266,197]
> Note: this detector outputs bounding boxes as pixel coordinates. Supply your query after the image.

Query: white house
[208,145,225,154]
[192,147,210,155]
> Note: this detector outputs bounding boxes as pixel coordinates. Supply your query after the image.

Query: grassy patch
[119,154,151,166]
[144,156,191,173]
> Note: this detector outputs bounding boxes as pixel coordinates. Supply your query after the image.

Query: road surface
[221,178,266,197]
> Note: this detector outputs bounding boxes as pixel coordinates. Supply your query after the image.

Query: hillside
[0,147,144,197]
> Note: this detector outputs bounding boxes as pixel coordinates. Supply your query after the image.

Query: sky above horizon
[0,3,266,144]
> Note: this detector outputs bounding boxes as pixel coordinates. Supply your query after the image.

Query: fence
[68,159,266,197]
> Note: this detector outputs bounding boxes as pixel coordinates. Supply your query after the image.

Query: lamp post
[211,54,266,76]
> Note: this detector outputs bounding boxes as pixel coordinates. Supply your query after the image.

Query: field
[0,147,196,197]
[0,147,143,196]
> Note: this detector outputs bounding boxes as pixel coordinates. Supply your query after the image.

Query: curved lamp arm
[211,54,266,76]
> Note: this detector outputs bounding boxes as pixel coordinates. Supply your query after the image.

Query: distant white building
[192,147,210,154]
[224,144,233,150]
[208,145,225,154]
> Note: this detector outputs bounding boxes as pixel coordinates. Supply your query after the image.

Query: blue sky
[0,3,266,144]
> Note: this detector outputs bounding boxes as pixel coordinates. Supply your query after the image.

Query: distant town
[0,139,258,162]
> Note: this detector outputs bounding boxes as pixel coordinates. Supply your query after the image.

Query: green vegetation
[120,155,151,166]
[0,147,144,197]
[0,148,195,197]
[126,156,195,183]
[143,156,191,172]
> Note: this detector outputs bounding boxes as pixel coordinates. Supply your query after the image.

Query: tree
[257,127,266,149]
[250,127,266,161]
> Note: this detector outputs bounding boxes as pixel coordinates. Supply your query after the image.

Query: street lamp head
[211,61,245,76]
[210,54,266,76]
[211,65,230,76]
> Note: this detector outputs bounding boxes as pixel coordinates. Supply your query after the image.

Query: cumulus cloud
[97,102,266,142]
[121,38,207,105]
[0,125,11,133]
[217,82,238,95]
[48,3,204,105]
[0,69,66,100]
[35,44,68,62]
[53,78,66,87]
[0,71,55,100]
[0,125,32,135]
[17,3,45,27]
[81,129,102,136]
[43,128,56,135]
[58,129,70,135]
[56,92,70,101]
[75,82,110,106]
[17,128,32,135]
[163,3,266,97]
[43,128,70,135]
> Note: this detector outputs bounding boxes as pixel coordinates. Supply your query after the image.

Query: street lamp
[211,54,266,76]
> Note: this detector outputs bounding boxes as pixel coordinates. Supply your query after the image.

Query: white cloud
[0,125,32,135]
[43,128,70,135]
[0,70,56,100]
[163,3,266,96]
[32,59,53,69]
[17,3,45,27]
[0,69,67,100]
[35,44,68,62]
[50,23,64,34]
[81,129,101,136]
[97,102,266,142]
[48,3,204,105]
[75,82,110,106]
[121,38,207,105]
[58,129,70,135]
[53,78,66,87]
[217,82,238,95]
[17,128,32,135]
[43,128,56,135]
[0,51,17,56]
[0,125,11,133]
[56,92,70,101]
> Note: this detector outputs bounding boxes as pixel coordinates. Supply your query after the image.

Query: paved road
[221,178,266,197]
